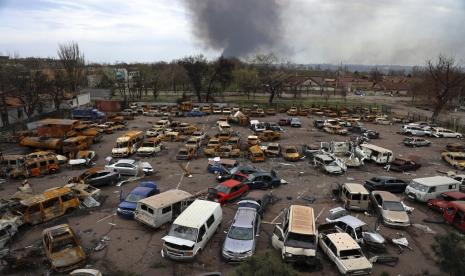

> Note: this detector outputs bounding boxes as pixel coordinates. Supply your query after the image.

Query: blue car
[117,181,160,219]
[186,110,206,117]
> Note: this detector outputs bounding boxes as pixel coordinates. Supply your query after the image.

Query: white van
[135,189,194,228]
[161,200,222,261]
[405,176,461,202]
[217,121,232,133]
[360,143,394,164]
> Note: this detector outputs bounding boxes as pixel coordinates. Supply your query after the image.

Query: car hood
[382,210,410,223]
[162,236,195,247]
[324,165,343,173]
[340,256,372,272]
[137,147,156,152]
[118,201,137,210]
[112,148,127,153]
[223,237,254,253]
[51,247,85,269]
[141,162,153,171]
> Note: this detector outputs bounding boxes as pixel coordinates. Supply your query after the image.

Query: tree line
[1,41,464,125]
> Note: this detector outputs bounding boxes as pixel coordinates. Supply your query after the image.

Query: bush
[432,231,465,276]
[232,250,297,276]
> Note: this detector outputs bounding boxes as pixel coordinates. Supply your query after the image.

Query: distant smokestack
[181,0,284,57]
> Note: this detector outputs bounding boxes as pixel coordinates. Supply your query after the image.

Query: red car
[207,179,249,204]
[427,192,465,212]
[443,201,465,233]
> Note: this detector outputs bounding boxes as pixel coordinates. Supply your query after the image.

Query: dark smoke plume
[182,0,284,57]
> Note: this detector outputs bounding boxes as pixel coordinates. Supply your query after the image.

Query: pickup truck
[72,108,106,121]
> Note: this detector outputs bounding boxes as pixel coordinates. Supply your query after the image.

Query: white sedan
[105,159,153,176]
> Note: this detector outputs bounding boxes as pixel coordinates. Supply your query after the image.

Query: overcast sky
[1,0,464,65]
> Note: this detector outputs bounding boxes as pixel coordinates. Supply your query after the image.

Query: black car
[242,171,283,190]
[76,168,121,187]
[350,126,380,139]
[313,120,325,129]
[364,176,408,193]
[264,122,283,132]
[216,165,258,182]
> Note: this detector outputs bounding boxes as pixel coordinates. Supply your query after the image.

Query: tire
[457,135,461,139]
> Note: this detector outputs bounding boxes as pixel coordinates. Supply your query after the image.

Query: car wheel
[457,135,461,139]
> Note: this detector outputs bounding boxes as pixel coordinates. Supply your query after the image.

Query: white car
[432,128,463,138]
[402,125,431,136]
[318,231,372,275]
[105,159,153,176]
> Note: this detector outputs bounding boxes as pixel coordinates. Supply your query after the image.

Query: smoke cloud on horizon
[181,0,286,58]
[181,0,465,65]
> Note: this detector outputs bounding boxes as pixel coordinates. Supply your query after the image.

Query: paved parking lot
[1,113,461,275]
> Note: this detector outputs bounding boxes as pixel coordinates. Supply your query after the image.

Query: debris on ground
[94,235,111,252]
[369,255,399,266]
[301,195,316,203]
[412,223,437,234]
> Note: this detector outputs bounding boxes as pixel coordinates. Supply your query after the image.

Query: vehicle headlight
[185,251,193,256]
[117,207,122,212]
[285,252,293,258]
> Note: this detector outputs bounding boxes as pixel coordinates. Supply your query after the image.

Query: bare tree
[426,55,465,120]
[233,68,259,100]
[253,54,286,104]
[179,55,208,102]
[57,41,86,94]
[205,56,235,102]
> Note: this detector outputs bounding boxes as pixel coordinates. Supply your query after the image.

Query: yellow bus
[111,130,144,157]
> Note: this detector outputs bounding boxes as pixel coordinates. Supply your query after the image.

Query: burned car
[42,224,86,272]
[216,165,257,182]
[389,158,421,172]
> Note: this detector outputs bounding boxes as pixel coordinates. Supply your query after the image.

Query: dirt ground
[1,111,461,276]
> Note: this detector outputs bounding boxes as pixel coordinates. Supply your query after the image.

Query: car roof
[173,200,221,229]
[413,176,460,186]
[116,159,136,164]
[344,183,369,194]
[288,205,315,235]
[233,208,257,228]
[373,191,400,202]
[221,179,242,188]
[373,176,398,181]
[130,186,155,196]
[139,189,192,208]
[335,215,366,228]
[315,154,333,161]
[327,232,360,250]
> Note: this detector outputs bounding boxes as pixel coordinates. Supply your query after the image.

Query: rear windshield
[51,236,77,253]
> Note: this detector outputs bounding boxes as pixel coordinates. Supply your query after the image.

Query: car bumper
[383,220,410,228]
[162,248,195,261]
[117,208,135,219]
[222,250,253,262]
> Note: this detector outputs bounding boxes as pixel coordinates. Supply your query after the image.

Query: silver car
[105,159,153,176]
[222,200,261,262]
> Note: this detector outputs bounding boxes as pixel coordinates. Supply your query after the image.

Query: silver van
[135,189,194,228]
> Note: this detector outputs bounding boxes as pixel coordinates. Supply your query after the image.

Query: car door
[372,194,383,216]
[271,225,284,252]
[252,176,264,189]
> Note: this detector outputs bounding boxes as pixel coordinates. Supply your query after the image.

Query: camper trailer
[135,190,194,228]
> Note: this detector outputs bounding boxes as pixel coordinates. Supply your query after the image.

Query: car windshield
[285,232,316,249]
[51,236,77,253]
[286,148,297,153]
[340,248,363,259]
[268,146,279,151]
[409,182,429,192]
[228,226,253,240]
[116,142,128,148]
[168,224,198,242]
[453,156,465,161]
[142,142,154,147]
[215,184,231,194]
[383,201,405,211]
[247,174,257,181]
[125,193,143,203]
